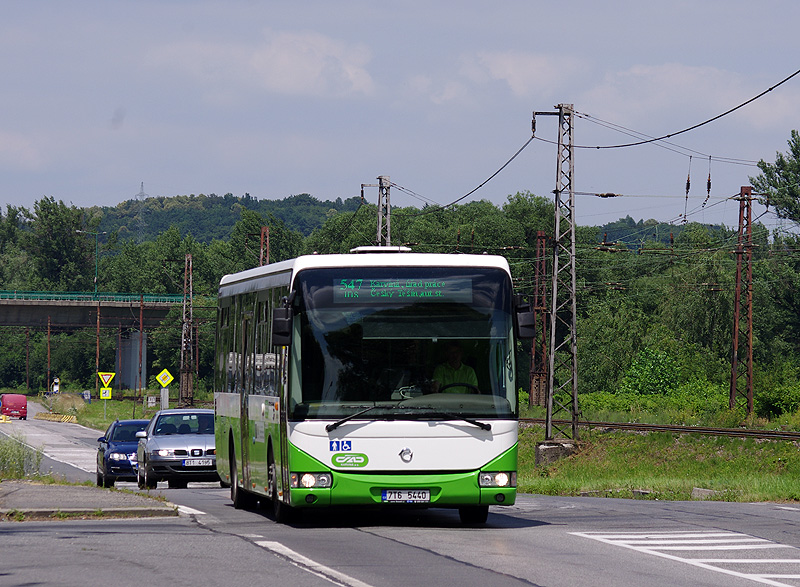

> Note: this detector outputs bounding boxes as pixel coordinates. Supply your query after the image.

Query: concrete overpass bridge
[0,291,184,329]
[0,291,210,391]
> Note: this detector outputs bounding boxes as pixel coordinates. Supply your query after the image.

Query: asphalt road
[4,409,800,587]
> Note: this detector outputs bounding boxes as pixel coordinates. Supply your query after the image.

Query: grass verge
[0,432,43,478]
[518,424,800,502]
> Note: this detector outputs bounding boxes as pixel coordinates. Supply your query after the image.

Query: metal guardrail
[0,291,184,304]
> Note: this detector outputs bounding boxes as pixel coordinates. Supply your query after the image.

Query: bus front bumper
[288,470,516,508]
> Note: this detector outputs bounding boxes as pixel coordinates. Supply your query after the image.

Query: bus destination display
[334,278,472,303]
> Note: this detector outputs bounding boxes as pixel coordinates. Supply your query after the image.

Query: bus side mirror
[514,296,536,339]
[272,307,293,346]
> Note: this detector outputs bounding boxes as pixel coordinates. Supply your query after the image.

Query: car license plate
[381,489,430,503]
[183,458,212,467]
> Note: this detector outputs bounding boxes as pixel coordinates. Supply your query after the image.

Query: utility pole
[260,226,270,266]
[730,186,754,415]
[377,175,391,246]
[534,104,580,441]
[529,231,548,406]
[179,254,194,406]
[76,229,107,297]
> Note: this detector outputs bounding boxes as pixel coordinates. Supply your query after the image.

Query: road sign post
[157,369,174,410]
[97,372,115,420]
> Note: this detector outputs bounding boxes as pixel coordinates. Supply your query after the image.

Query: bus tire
[458,505,489,524]
[230,442,250,509]
[268,447,294,523]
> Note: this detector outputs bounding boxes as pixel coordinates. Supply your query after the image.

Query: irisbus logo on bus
[332,453,369,468]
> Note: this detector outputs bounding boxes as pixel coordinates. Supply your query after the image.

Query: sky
[2,1,800,232]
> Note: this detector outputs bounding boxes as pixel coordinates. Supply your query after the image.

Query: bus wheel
[230,445,248,509]
[268,448,294,523]
[458,505,489,524]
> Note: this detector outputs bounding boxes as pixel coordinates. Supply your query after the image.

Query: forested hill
[95,192,362,242]
[93,192,722,247]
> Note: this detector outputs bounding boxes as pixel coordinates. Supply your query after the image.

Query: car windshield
[154,413,214,436]
[111,423,146,442]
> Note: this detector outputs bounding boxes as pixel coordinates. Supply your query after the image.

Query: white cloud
[150,30,375,99]
[578,63,792,131]
[251,31,374,97]
[460,51,583,98]
[0,131,42,170]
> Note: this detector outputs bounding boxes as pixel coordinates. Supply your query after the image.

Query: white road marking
[176,505,206,515]
[256,540,374,587]
[574,530,800,587]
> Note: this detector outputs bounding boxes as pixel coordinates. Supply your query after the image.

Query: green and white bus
[214,247,533,523]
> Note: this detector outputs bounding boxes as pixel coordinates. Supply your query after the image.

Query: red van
[0,394,27,420]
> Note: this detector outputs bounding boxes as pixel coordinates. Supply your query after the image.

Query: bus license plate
[381,489,430,503]
[183,458,212,467]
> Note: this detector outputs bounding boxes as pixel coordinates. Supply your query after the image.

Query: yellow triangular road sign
[98,372,115,387]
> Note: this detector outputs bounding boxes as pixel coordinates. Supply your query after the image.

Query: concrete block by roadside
[691,487,721,500]
[535,440,579,465]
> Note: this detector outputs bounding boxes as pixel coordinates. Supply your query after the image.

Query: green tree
[23,197,93,291]
[751,130,800,223]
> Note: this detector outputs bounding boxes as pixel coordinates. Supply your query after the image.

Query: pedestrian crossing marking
[573,530,800,587]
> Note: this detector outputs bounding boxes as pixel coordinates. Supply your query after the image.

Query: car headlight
[478,471,517,488]
[109,452,127,461]
[290,472,333,488]
[153,449,174,457]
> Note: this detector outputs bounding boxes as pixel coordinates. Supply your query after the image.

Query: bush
[579,378,729,424]
[618,347,678,396]
[755,382,800,419]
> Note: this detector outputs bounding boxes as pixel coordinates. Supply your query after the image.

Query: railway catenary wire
[520,418,800,441]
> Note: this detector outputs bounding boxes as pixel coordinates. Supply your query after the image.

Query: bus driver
[432,342,478,393]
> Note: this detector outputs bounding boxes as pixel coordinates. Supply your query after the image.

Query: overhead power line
[575,113,759,166]
[397,134,537,217]
[536,67,800,150]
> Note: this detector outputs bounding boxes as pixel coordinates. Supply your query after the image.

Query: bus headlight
[479,471,516,488]
[291,472,333,489]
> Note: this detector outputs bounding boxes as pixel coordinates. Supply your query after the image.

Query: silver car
[136,408,218,489]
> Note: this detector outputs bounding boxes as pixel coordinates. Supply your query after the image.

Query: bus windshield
[289,266,517,421]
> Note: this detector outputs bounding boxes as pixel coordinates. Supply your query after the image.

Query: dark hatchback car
[136,408,218,489]
[96,419,150,487]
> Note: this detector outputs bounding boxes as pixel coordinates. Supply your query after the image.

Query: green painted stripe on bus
[285,442,517,508]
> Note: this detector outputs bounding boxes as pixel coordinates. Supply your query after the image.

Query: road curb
[0,506,179,521]
[0,481,179,521]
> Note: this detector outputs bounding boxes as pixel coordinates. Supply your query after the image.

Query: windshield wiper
[390,404,492,431]
[325,405,387,432]
[417,409,492,431]
[325,404,491,432]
